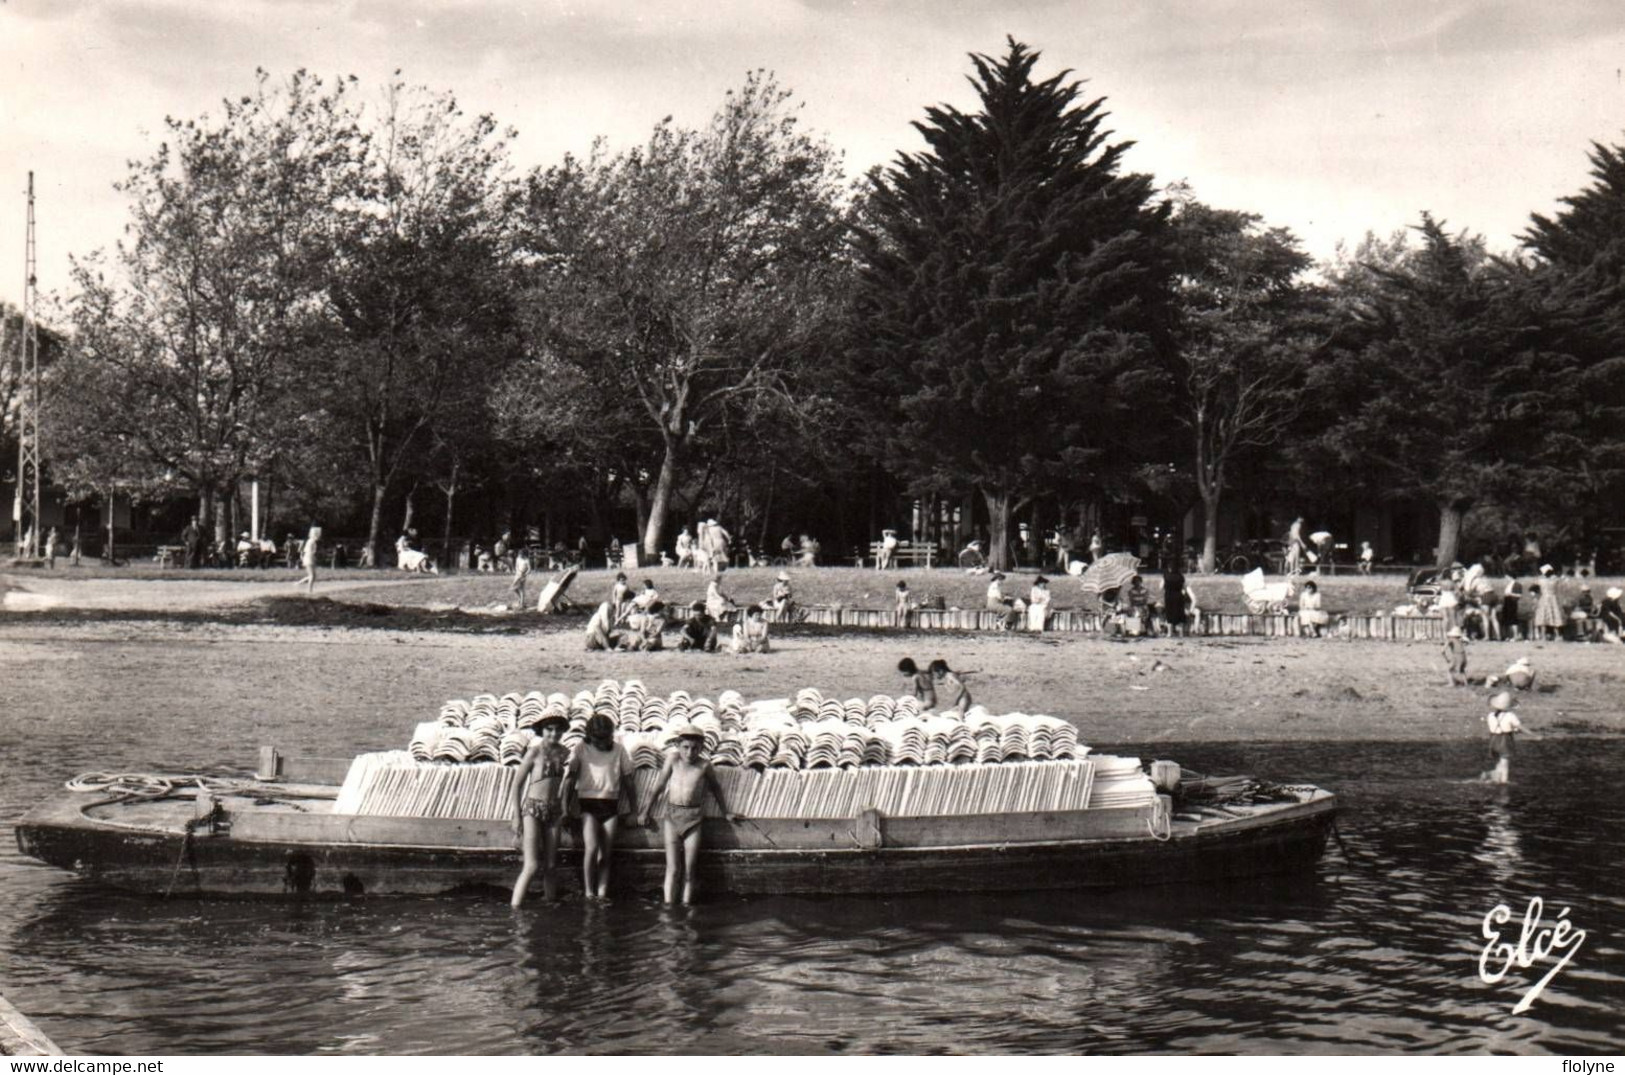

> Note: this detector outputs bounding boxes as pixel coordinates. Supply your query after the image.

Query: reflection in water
[0,739,1621,1054]
[1474,793,1523,886]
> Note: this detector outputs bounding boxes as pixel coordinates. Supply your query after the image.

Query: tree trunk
[1435,498,1470,572]
[105,487,116,563]
[365,482,386,568]
[642,440,679,558]
[441,462,458,571]
[1200,486,1221,574]
[982,487,1015,573]
[401,483,417,539]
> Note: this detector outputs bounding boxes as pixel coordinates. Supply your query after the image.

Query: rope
[64,772,259,800]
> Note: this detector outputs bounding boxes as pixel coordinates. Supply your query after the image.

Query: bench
[868,541,937,569]
[154,545,184,568]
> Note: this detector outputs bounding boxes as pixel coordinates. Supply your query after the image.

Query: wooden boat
[13,749,1336,899]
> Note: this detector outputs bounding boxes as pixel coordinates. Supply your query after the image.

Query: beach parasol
[1078,552,1140,595]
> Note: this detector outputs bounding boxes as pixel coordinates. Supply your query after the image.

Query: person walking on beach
[510,544,532,609]
[44,526,58,568]
[1480,691,1537,785]
[1442,625,1469,687]
[564,714,631,900]
[511,714,570,906]
[640,726,738,905]
[294,525,321,595]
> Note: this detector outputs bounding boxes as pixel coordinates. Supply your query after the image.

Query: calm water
[2,737,1622,1055]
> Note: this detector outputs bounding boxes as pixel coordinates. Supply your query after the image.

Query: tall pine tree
[847,39,1171,570]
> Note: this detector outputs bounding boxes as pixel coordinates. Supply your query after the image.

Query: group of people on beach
[582,567,783,654]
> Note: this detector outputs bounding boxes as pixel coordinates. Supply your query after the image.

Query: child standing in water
[510,715,570,906]
[1481,691,1537,784]
[897,657,936,710]
[929,658,973,715]
[564,714,631,900]
[640,726,738,905]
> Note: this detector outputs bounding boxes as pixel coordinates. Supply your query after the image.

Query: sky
[2,0,1624,310]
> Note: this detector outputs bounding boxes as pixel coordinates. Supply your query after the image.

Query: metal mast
[13,171,41,559]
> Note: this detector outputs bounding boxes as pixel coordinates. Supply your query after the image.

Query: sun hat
[777,571,791,581]
[1490,691,1512,711]
[535,714,569,733]
[668,723,706,742]
[1447,626,1463,638]
[1608,587,1623,600]
[1539,563,1554,575]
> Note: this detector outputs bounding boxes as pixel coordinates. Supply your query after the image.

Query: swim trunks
[579,797,619,822]
[663,803,705,840]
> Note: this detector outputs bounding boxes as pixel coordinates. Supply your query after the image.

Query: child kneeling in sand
[640,726,739,904]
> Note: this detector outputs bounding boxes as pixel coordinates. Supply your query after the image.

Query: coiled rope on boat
[65,772,257,800]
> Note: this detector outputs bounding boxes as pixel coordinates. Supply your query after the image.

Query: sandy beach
[3,570,1620,757]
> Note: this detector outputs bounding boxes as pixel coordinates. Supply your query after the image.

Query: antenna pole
[14,171,42,560]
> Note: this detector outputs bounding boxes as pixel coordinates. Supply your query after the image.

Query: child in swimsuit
[897,657,936,710]
[929,658,972,715]
[639,726,738,905]
[564,714,632,899]
[510,715,570,907]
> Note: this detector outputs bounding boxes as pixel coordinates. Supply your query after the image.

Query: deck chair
[535,565,580,614]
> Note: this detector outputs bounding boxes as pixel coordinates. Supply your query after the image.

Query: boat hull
[15,787,1336,898]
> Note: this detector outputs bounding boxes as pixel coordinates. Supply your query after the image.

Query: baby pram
[1241,567,1293,614]
[1406,567,1443,609]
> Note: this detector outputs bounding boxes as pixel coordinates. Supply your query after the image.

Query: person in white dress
[1026,576,1052,632]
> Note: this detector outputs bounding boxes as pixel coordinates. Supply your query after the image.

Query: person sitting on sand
[898,657,936,710]
[584,600,620,651]
[1442,625,1468,687]
[633,579,660,611]
[1487,656,1535,692]
[731,604,771,654]
[1481,691,1538,785]
[930,658,972,715]
[511,714,570,906]
[640,726,739,904]
[678,601,719,653]
[621,600,668,651]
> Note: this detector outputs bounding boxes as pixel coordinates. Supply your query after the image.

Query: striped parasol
[1078,552,1140,596]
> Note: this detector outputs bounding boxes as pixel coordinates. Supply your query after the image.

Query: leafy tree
[313,79,522,566]
[847,38,1172,570]
[1310,216,1560,569]
[1166,190,1318,572]
[46,71,361,541]
[520,71,849,558]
